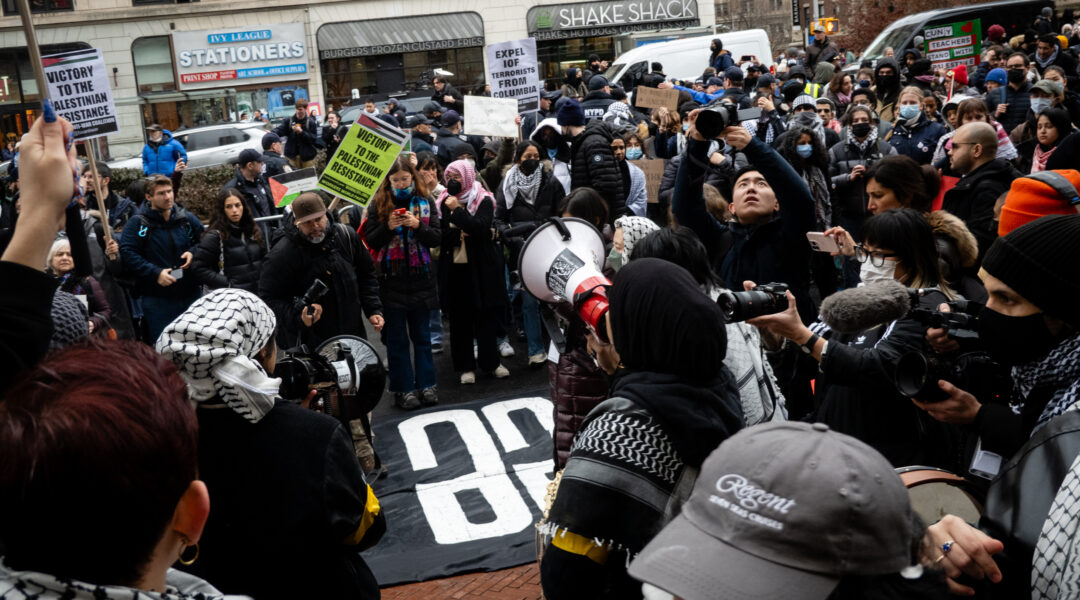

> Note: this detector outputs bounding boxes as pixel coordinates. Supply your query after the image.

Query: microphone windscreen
[819,280,912,334]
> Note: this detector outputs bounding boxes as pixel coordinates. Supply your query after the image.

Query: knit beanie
[986,68,1007,86]
[50,290,89,351]
[982,213,1080,326]
[999,170,1080,236]
[988,24,1006,40]
[556,99,586,127]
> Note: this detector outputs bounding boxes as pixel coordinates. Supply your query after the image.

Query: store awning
[317,13,485,59]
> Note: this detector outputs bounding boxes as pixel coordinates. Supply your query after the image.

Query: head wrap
[437,159,490,216]
[609,258,728,381]
[156,288,280,423]
[615,216,660,263]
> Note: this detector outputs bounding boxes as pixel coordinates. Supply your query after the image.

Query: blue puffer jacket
[887,113,945,165]
[119,204,204,298]
[142,130,188,176]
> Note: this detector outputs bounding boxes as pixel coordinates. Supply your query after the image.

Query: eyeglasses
[816,109,831,114]
[854,244,897,267]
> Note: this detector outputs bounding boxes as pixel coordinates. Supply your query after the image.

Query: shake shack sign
[528,0,700,40]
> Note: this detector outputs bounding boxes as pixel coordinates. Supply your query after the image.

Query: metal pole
[16,0,48,108]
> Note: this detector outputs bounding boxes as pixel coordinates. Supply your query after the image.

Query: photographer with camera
[671,103,818,324]
[746,208,958,468]
[259,193,384,350]
[916,214,1080,599]
[157,289,385,600]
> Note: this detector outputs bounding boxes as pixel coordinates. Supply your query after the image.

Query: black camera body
[717,282,789,322]
[696,103,763,139]
[276,335,386,423]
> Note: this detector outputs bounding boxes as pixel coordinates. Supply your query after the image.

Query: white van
[603,29,774,90]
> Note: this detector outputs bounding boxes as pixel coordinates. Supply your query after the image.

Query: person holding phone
[119,174,204,342]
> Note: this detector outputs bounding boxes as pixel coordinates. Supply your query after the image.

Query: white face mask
[859,259,898,286]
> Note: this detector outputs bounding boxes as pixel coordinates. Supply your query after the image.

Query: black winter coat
[192,225,267,293]
[494,164,566,236]
[658,153,735,229]
[941,158,1019,262]
[362,195,442,310]
[432,83,465,114]
[261,150,289,180]
[222,172,276,240]
[580,91,615,121]
[273,114,322,161]
[259,223,382,349]
[569,120,626,221]
[827,137,897,221]
[987,82,1033,135]
[437,194,507,311]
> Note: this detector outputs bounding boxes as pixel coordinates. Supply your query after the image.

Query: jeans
[143,293,199,344]
[521,290,544,356]
[384,306,436,393]
[429,309,444,345]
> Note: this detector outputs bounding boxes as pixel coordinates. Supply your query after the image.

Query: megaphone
[519,217,611,341]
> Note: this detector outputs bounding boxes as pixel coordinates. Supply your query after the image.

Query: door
[375,54,406,96]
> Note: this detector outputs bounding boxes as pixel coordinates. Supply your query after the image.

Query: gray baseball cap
[629,421,914,600]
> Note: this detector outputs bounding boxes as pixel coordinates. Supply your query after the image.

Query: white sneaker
[493,364,510,378]
[528,353,547,367]
[460,371,476,385]
[498,340,516,358]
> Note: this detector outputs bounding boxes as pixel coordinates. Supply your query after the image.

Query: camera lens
[695,105,732,140]
[716,289,785,322]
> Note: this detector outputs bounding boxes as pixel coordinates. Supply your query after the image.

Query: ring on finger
[935,554,947,564]
[942,540,955,554]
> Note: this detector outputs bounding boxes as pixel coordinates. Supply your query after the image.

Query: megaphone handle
[539,304,569,355]
[549,217,572,241]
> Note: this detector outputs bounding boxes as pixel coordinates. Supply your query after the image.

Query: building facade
[1,0,716,160]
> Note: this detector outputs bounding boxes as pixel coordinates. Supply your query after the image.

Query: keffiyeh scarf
[1013,332,1080,435]
[0,559,243,600]
[374,195,433,278]
[847,118,879,153]
[503,163,542,210]
[614,215,660,263]
[155,288,280,423]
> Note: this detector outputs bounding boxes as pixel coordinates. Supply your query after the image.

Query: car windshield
[603,63,625,81]
[862,21,921,61]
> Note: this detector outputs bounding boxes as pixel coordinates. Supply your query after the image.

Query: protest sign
[269,167,318,207]
[486,38,540,113]
[43,48,118,140]
[634,158,665,204]
[463,96,519,138]
[923,18,982,72]
[401,129,412,154]
[634,87,679,113]
[318,115,406,207]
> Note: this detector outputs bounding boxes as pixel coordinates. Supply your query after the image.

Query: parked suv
[108,122,269,171]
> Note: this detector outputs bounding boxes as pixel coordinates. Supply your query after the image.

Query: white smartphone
[806,232,840,253]
[169,268,184,280]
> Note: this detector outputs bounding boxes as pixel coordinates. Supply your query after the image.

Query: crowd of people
[2,8,1080,600]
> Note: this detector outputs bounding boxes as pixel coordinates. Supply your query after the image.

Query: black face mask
[446,179,462,196]
[977,307,1060,366]
[745,77,758,89]
[877,74,899,89]
[519,158,540,176]
[1007,68,1026,84]
[542,134,561,150]
[852,122,872,138]
[858,79,872,88]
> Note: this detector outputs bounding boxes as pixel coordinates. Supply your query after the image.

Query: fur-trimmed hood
[928,210,979,268]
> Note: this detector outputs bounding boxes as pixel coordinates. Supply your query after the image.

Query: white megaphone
[518,217,612,341]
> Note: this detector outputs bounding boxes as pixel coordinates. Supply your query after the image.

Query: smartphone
[806,232,840,253]
[740,55,752,63]
[169,268,184,280]
[393,208,409,216]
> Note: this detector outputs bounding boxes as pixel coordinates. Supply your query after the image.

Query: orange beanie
[998,170,1080,236]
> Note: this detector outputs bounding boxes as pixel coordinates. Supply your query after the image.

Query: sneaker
[420,386,439,406]
[460,371,476,384]
[528,352,547,368]
[493,364,510,378]
[431,342,443,354]
[498,340,516,358]
[394,391,421,410]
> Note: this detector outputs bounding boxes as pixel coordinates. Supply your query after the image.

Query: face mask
[796,144,813,158]
[394,185,413,200]
[547,148,558,160]
[899,104,921,120]
[682,122,690,132]
[745,77,758,89]
[859,259,897,286]
[520,158,540,175]
[626,147,644,160]
[852,122,872,137]
[446,179,462,196]
[878,74,899,88]
[1008,68,1027,84]
[977,308,1059,366]
[858,79,872,88]
[1030,97,1052,115]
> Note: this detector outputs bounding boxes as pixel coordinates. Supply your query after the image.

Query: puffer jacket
[549,320,610,471]
[192,225,267,294]
[141,130,188,176]
[927,210,986,303]
[886,112,945,165]
[362,195,442,311]
[569,120,625,221]
[828,136,897,222]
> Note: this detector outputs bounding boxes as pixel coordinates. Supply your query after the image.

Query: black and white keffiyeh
[502,163,543,210]
[1033,404,1080,599]
[155,289,280,423]
[846,118,879,154]
[1013,332,1080,435]
[614,216,659,263]
[0,559,250,600]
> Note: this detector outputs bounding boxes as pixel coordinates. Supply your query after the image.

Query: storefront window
[0,62,20,106]
[536,36,616,89]
[132,36,177,94]
[322,47,485,108]
[2,0,73,16]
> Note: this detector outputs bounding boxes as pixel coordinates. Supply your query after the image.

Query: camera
[894,301,1009,403]
[716,283,789,322]
[276,334,386,422]
[696,103,763,139]
[298,278,329,313]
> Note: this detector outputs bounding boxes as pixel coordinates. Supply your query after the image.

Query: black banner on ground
[361,395,555,586]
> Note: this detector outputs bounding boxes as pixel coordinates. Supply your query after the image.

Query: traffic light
[815,18,839,34]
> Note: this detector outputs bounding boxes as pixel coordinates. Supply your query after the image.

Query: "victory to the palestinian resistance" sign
[317,115,406,207]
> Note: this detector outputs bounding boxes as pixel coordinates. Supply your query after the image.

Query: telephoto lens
[716,283,789,322]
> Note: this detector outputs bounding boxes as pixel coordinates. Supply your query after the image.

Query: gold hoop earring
[178,542,199,566]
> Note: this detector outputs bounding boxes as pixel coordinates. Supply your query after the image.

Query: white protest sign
[43,49,118,140]
[463,96,519,138]
[486,38,540,113]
